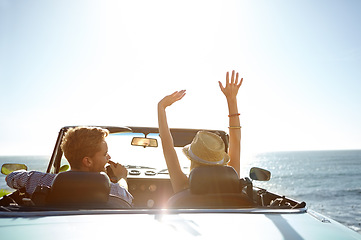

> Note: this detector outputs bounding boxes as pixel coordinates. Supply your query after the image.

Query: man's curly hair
[61,127,109,169]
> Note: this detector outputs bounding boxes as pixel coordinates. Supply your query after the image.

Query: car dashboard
[126,168,174,208]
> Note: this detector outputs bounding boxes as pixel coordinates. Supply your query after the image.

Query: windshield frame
[47,126,229,174]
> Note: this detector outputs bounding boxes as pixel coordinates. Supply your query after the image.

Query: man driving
[6,126,133,205]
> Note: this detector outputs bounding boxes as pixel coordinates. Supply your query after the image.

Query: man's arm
[6,170,55,195]
[106,162,133,204]
[107,161,128,189]
[109,183,133,204]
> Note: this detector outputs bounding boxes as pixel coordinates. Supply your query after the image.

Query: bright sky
[1,0,361,156]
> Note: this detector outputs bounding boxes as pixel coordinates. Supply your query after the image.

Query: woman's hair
[61,127,109,169]
[190,160,202,171]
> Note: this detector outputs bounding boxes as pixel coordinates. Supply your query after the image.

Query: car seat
[167,166,254,209]
[46,171,131,209]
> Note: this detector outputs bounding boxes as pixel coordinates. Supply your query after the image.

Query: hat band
[188,147,225,165]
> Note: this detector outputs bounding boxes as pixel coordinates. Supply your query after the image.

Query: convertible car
[1,126,360,239]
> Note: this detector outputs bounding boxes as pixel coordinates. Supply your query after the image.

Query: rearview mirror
[1,163,28,175]
[131,137,158,147]
[249,167,271,181]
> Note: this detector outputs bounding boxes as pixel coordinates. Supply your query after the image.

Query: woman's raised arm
[158,90,189,193]
[219,70,243,175]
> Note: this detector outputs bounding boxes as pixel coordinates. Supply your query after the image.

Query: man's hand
[107,161,128,183]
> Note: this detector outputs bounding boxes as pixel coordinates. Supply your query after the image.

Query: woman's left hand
[218,70,243,99]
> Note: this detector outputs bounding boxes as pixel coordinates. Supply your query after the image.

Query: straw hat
[182,131,230,165]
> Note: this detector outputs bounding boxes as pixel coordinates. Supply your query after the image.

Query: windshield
[56,132,191,174]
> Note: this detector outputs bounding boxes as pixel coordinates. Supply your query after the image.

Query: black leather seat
[167,166,254,209]
[46,171,131,209]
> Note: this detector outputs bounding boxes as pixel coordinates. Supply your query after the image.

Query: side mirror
[249,167,271,181]
[1,163,28,175]
[131,137,158,147]
[59,164,69,172]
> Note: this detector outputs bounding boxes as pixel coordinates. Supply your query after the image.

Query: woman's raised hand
[218,70,243,99]
[158,90,186,109]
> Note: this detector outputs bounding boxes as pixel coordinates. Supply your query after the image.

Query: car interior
[0,126,306,211]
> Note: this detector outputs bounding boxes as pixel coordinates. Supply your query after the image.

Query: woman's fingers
[238,77,243,87]
[218,81,225,91]
[176,90,186,101]
[226,70,240,85]
[231,70,235,84]
[226,71,229,86]
[169,90,186,103]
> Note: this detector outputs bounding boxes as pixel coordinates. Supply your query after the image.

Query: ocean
[242,150,361,234]
[0,150,360,234]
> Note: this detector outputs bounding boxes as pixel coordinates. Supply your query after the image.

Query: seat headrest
[189,166,240,194]
[47,171,111,205]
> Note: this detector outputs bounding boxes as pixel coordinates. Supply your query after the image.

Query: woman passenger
[157,70,243,193]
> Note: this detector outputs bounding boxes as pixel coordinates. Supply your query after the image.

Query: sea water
[0,150,360,233]
[242,150,361,234]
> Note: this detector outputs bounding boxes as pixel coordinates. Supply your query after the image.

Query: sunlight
[1,1,360,155]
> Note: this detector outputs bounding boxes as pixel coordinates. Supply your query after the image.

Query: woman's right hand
[157,89,189,193]
[158,90,186,109]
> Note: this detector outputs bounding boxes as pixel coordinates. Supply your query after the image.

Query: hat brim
[182,144,230,166]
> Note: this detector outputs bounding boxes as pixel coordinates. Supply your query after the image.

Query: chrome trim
[0,207,308,218]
